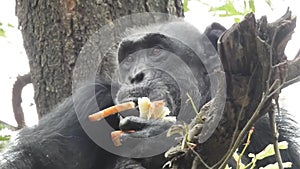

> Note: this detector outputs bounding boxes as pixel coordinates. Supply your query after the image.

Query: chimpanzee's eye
[149,48,161,56]
[124,55,134,64]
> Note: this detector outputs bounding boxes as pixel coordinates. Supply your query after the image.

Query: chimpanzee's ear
[204,22,226,50]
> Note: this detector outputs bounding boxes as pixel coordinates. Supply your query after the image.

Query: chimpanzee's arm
[0,83,116,169]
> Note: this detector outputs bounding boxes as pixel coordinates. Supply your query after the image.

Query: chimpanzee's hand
[118,116,175,143]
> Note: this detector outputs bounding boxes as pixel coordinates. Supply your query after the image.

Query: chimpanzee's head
[114,22,215,117]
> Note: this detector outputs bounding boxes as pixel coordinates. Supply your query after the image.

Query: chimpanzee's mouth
[117,94,177,117]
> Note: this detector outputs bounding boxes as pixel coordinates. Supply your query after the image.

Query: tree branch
[0,120,17,131]
[12,73,31,129]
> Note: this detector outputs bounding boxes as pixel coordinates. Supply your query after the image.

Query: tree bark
[167,10,297,169]
[12,73,31,129]
[15,0,183,118]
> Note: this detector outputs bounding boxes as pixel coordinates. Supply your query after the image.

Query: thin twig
[188,144,212,169]
[282,75,300,88]
[0,120,17,131]
[237,127,254,168]
[218,92,269,169]
[266,81,284,99]
[294,49,300,59]
[266,24,284,169]
[215,67,257,168]
[268,110,284,169]
[272,60,287,69]
[266,26,279,91]
[186,93,203,123]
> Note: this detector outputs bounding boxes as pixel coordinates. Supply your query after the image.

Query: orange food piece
[111,130,135,147]
[88,102,135,121]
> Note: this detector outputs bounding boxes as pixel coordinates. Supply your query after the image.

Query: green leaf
[249,0,255,12]
[183,0,189,12]
[265,0,272,8]
[7,23,14,28]
[0,135,10,141]
[0,22,2,26]
[0,124,4,130]
[234,17,240,23]
[255,141,288,160]
[209,1,243,17]
[0,28,6,37]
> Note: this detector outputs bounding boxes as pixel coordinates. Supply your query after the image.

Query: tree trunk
[15,0,184,118]
[167,11,297,169]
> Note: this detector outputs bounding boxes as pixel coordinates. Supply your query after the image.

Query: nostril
[130,72,144,84]
[135,72,144,83]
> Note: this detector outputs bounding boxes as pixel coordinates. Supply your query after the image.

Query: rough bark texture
[15,0,184,117]
[167,11,296,169]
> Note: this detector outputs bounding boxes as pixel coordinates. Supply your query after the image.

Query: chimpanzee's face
[114,33,205,116]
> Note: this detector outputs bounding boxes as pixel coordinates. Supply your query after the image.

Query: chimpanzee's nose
[130,72,145,84]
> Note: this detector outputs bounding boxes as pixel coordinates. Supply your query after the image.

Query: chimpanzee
[0,18,299,169]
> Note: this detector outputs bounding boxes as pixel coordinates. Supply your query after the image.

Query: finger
[113,121,175,146]
[119,130,150,142]
[119,116,154,130]
[111,130,135,147]
[111,130,146,147]
[120,123,173,140]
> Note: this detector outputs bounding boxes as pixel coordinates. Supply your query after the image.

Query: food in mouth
[88,97,175,146]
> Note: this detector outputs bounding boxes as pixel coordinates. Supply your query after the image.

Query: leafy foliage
[208,0,255,22]
[0,29,5,37]
[0,22,15,37]
[0,20,15,148]
[196,0,272,22]
[0,124,11,151]
[183,0,189,12]
[0,22,6,37]
[227,129,292,169]
[7,23,14,28]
